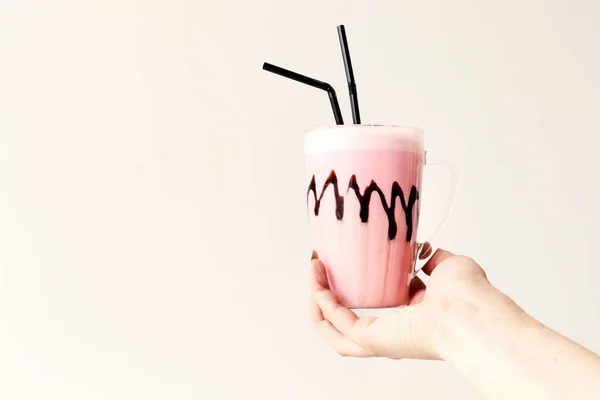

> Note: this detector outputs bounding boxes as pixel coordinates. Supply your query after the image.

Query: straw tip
[337,25,346,31]
[263,62,278,73]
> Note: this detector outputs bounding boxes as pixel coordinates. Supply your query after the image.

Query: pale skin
[309,248,600,400]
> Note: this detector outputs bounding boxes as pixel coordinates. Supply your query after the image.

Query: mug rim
[304,124,425,154]
[303,124,424,137]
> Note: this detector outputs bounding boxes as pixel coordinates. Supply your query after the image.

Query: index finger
[309,260,364,335]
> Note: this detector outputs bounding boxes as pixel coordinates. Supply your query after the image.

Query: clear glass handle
[415,150,460,272]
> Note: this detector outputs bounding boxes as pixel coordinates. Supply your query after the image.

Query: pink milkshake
[305,125,425,309]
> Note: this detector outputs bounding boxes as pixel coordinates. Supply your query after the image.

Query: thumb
[356,305,440,360]
[315,292,436,359]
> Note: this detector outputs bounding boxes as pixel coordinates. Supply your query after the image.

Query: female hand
[310,247,600,400]
[309,247,516,360]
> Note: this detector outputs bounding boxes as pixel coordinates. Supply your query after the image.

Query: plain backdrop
[1,0,599,399]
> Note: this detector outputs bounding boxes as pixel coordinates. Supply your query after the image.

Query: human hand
[310,247,600,399]
[309,246,512,360]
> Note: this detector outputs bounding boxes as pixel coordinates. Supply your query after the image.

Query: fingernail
[311,250,319,260]
[419,242,433,259]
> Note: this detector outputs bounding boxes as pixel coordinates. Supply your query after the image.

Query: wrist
[432,282,532,365]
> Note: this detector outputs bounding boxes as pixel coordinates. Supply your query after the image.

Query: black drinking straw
[262,62,344,125]
[337,25,361,124]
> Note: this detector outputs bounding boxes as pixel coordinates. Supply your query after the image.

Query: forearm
[436,284,600,400]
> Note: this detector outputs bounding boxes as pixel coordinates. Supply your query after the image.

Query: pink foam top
[304,125,424,154]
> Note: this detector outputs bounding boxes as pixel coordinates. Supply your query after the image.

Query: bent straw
[262,62,344,125]
[337,25,361,124]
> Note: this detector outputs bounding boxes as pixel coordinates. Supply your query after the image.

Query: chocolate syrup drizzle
[307,170,419,242]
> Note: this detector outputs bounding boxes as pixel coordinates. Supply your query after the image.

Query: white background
[1,0,599,399]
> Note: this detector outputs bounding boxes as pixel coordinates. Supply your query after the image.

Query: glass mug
[305,125,457,309]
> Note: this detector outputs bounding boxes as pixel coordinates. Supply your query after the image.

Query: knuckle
[452,255,477,265]
[352,316,377,345]
[353,316,376,333]
[313,291,328,307]
[453,255,488,279]
[329,299,345,314]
